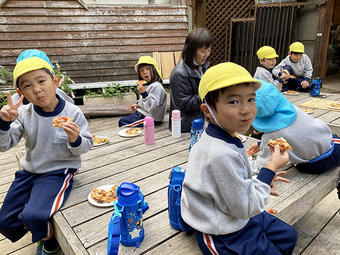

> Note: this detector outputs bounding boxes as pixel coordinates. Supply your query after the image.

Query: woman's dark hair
[138,64,163,84]
[182,28,212,69]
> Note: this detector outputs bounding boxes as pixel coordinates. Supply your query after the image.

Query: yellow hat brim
[135,56,163,80]
[13,57,54,87]
[199,62,262,100]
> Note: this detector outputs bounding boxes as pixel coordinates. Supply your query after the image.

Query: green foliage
[85,83,133,98]
[53,62,74,96]
[0,66,13,86]
[0,90,16,107]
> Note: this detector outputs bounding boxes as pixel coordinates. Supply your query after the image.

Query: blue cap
[252,80,297,132]
[16,49,54,69]
[192,119,204,130]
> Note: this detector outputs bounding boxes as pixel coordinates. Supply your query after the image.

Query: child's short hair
[199,62,261,105]
[135,56,163,84]
[289,42,304,53]
[13,54,54,88]
[256,46,278,60]
[182,28,212,69]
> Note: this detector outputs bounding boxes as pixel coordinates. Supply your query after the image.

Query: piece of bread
[267,137,292,152]
[52,116,73,128]
[136,80,147,86]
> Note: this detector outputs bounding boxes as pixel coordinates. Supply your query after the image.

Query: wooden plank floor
[1,95,340,254]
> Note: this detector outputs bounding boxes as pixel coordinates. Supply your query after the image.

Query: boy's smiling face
[260,58,276,69]
[289,52,303,63]
[17,69,60,112]
[202,84,257,136]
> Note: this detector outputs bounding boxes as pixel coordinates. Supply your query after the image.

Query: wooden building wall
[0,0,188,83]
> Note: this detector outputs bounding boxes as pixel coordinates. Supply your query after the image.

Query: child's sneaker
[41,236,60,255]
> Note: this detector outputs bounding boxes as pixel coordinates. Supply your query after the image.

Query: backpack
[168,166,193,232]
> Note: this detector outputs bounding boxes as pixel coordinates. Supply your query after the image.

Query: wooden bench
[50,130,340,254]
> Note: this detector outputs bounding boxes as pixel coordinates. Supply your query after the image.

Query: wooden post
[313,0,335,78]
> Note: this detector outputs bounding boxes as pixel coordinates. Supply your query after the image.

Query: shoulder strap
[107,202,124,255]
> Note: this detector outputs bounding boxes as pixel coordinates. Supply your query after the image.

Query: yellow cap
[256,46,279,59]
[13,57,54,87]
[135,56,162,80]
[199,62,261,100]
[289,42,304,53]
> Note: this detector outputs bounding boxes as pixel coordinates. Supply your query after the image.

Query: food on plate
[91,184,118,203]
[136,80,147,86]
[267,137,292,152]
[234,133,242,140]
[301,108,313,113]
[52,116,73,127]
[125,127,141,136]
[284,90,299,95]
[327,102,340,110]
[92,135,109,145]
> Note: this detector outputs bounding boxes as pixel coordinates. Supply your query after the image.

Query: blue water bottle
[107,182,149,255]
[310,77,322,96]
[189,119,204,151]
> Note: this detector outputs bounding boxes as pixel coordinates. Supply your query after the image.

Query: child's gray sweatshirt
[181,123,275,235]
[272,54,313,80]
[251,106,333,173]
[0,97,93,174]
[254,66,280,87]
[137,81,167,122]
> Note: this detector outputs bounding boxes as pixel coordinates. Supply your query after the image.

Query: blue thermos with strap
[107,182,149,255]
[310,77,322,96]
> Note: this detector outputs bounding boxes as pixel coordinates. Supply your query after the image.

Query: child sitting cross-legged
[181,62,297,255]
[272,42,313,92]
[0,50,93,255]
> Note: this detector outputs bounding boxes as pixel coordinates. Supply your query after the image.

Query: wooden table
[52,91,340,255]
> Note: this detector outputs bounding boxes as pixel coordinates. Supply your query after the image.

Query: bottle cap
[192,119,204,130]
[117,182,140,206]
[172,110,181,121]
[144,116,154,127]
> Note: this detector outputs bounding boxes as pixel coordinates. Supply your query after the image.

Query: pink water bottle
[144,117,155,145]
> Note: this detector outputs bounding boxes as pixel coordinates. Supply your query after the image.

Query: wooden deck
[0,92,340,255]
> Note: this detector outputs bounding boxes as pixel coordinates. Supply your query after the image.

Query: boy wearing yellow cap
[0,50,93,255]
[254,46,281,88]
[181,62,297,255]
[272,41,313,92]
[118,56,167,127]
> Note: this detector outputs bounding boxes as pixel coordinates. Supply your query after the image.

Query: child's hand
[247,143,260,156]
[0,92,24,122]
[270,171,290,196]
[137,84,146,94]
[301,80,309,88]
[265,145,289,172]
[281,72,289,81]
[127,104,138,111]
[63,121,80,143]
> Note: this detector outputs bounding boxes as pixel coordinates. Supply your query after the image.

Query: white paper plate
[235,133,247,143]
[283,91,299,96]
[118,127,143,137]
[88,184,117,207]
[92,136,109,147]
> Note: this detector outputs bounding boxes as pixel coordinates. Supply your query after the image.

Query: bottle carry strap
[107,202,124,255]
